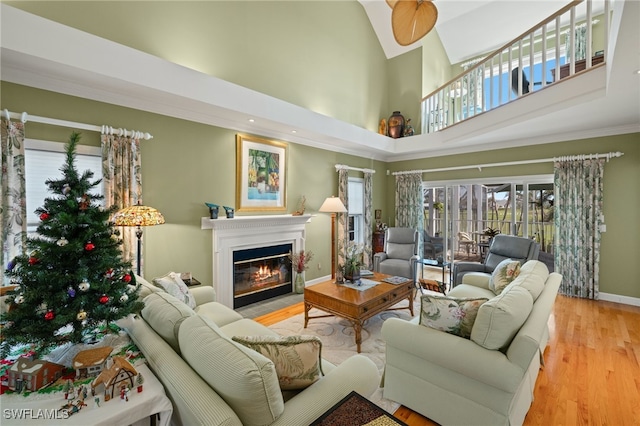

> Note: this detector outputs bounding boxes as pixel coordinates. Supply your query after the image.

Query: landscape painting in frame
[236,134,287,212]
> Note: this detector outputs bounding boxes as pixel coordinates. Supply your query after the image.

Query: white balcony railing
[421,0,609,134]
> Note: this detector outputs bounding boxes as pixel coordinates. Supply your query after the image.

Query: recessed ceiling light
[248,118,255,123]
[291,130,297,133]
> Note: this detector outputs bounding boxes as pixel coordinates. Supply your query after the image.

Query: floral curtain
[554,158,604,299]
[102,134,142,271]
[566,25,587,62]
[363,172,373,269]
[1,119,27,285]
[337,169,349,271]
[395,172,424,254]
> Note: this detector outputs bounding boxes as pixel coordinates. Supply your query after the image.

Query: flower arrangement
[345,242,364,270]
[289,250,314,274]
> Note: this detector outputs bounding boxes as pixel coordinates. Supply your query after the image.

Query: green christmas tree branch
[1,132,144,357]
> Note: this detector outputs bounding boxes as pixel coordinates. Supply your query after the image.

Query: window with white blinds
[24,139,103,232]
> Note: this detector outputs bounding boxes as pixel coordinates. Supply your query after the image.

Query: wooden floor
[255,286,640,425]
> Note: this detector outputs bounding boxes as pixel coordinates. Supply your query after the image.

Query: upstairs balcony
[421,0,609,135]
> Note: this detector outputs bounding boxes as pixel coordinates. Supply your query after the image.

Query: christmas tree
[1,132,143,356]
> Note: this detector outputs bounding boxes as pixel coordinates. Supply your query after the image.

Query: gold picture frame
[236,134,287,212]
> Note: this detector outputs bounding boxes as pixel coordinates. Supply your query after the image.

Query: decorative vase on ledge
[295,271,305,294]
[387,111,405,139]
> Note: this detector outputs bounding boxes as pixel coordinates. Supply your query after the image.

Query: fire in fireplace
[233,243,293,308]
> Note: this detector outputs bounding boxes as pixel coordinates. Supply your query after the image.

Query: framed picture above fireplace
[236,134,287,212]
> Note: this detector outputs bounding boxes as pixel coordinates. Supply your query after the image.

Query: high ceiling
[359,0,607,62]
[1,1,638,162]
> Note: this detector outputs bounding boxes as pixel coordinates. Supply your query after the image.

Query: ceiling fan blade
[391,0,438,46]
[386,0,398,9]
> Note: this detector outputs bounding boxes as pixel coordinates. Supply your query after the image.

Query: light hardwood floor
[255,285,640,425]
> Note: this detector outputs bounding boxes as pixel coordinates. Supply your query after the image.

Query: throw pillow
[153,272,196,308]
[470,285,534,350]
[419,295,488,338]
[179,315,284,426]
[489,259,522,294]
[232,335,324,390]
[140,292,196,353]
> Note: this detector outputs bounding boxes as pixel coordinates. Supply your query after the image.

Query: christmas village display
[0,132,146,413]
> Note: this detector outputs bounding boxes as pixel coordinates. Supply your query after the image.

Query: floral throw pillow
[232,335,323,390]
[153,272,196,308]
[419,295,488,338]
[489,259,522,294]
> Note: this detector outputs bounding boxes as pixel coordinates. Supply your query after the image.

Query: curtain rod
[392,151,624,175]
[2,109,153,140]
[335,164,376,174]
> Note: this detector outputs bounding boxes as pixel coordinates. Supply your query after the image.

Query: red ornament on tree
[99,294,110,304]
[122,274,132,283]
[40,212,50,221]
[44,310,55,321]
[85,241,95,251]
[28,257,39,265]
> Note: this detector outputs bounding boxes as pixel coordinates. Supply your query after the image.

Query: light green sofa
[381,260,562,426]
[121,276,380,426]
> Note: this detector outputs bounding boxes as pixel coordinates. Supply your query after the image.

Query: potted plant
[483,227,500,241]
[344,242,364,283]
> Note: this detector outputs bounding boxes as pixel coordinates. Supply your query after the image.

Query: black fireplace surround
[232,243,293,308]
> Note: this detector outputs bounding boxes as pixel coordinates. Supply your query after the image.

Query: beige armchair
[373,227,419,280]
[457,231,476,255]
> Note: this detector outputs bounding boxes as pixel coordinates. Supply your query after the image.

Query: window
[347,178,364,244]
[25,139,103,233]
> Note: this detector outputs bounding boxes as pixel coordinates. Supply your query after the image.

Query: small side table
[415,258,451,295]
[183,277,202,287]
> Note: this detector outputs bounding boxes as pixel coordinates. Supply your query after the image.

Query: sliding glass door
[423,175,554,264]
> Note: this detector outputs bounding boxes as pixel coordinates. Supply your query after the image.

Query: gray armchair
[373,227,419,280]
[423,232,444,260]
[452,234,540,286]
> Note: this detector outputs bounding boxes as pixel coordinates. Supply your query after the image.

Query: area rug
[268,296,427,414]
[310,390,408,426]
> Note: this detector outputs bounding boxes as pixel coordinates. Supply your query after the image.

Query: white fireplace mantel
[201,214,312,308]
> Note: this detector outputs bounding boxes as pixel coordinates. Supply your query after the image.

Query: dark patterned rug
[311,391,408,426]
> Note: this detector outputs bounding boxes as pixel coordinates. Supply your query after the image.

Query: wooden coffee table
[304,272,414,352]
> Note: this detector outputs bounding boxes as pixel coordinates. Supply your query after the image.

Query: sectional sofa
[120,276,380,426]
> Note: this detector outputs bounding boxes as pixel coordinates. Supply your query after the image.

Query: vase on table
[295,271,305,294]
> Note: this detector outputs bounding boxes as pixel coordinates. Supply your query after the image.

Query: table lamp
[112,201,165,276]
[319,196,347,279]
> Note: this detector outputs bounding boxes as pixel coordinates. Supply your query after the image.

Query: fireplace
[201,214,312,308]
[233,243,292,308]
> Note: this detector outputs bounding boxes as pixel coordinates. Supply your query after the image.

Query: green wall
[421,30,453,99]
[5,0,390,134]
[1,82,388,286]
[387,49,423,134]
[2,82,638,299]
[387,134,640,299]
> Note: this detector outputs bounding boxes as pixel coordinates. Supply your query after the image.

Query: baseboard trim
[599,292,640,307]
